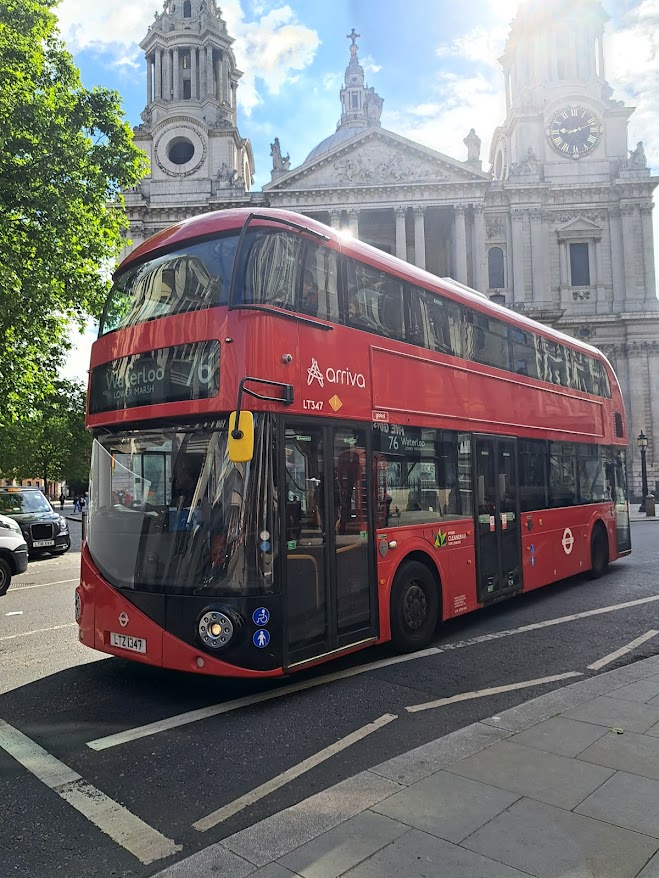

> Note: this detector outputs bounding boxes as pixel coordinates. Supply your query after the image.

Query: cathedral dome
[304,126,365,163]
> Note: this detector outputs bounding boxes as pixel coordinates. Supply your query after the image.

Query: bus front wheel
[390,561,439,653]
[0,558,11,597]
[589,525,609,579]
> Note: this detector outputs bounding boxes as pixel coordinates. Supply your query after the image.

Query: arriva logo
[307,358,366,389]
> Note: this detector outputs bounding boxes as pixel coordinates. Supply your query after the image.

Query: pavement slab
[561,696,659,733]
[277,811,409,878]
[575,771,659,838]
[463,797,659,878]
[577,728,659,779]
[507,716,609,758]
[607,680,659,704]
[444,740,615,809]
[341,828,534,878]
[371,770,520,844]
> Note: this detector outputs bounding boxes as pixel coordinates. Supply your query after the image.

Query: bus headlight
[198,610,234,649]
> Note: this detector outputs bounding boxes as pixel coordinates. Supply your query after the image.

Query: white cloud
[384,21,509,165]
[386,70,505,164]
[361,54,381,75]
[55,0,319,115]
[55,0,154,51]
[606,0,659,171]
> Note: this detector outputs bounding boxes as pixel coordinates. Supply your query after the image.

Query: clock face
[547,106,601,159]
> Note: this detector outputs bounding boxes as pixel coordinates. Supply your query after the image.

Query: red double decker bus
[76,208,631,678]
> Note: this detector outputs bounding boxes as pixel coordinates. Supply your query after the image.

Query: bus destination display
[89,340,219,414]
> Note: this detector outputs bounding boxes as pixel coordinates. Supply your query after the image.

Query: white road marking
[439,594,659,652]
[86,648,439,751]
[0,623,76,642]
[406,672,583,713]
[587,630,659,671]
[4,611,23,616]
[0,719,181,864]
[87,592,659,752]
[10,578,78,592]
[193,713,397,832]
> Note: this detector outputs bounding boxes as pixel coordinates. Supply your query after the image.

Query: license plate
[33,539,55,547]
[110,632,147,654]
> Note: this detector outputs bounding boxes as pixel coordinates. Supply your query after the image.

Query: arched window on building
[183,0,192,18]
[488,247,505,290]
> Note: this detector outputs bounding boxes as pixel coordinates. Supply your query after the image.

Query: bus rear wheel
[390,561,439,653]
[589,525,609,579]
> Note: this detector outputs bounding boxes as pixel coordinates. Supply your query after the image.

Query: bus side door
[474,435,523,602]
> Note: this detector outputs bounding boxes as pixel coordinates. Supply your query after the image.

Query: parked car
[0,512,28,595]
[0,488,70,557]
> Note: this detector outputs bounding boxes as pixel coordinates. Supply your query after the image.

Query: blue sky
[55,0,659,378]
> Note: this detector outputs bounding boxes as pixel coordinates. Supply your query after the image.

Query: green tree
[0,0,147,422]
[0,380,90,492]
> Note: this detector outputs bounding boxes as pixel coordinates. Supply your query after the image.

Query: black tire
[390,560,440,653]
[589,525,609,579]
[0,557,11,597]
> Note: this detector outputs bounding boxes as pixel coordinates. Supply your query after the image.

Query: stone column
[453,205,468,284]
[511,208,526,304]
[206,46,214,98]
[609,208,625,310]
[641,205,657,302]
[621,203,641,303]
[395,207,407,261]
[472,205,486,292]
[191,47,198,99]
[347,209,360,239]
[594,237,606,312]
[328,210,342,230]
[558,240,568,289]
[530,208,546,301]
[147,56,153,104]
[173,48,180,100]
[414,207,426,270]
[165,50,172,100]
[155,50,162,100]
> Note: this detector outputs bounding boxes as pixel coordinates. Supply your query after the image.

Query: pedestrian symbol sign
[253,629,270,648]
[252,607,270,627]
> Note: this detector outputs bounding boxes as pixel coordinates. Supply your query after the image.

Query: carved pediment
[264,128,491,191]
[555,216,603,240]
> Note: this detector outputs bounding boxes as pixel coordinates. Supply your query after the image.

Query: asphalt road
[2,514,659,878]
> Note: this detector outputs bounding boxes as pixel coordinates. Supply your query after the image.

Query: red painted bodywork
[81,208,629,675]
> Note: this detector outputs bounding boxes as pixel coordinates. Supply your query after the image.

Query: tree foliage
[0,379,90,491]
[0,0,147,422]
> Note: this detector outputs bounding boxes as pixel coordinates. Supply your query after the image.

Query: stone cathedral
[124,0,659,498]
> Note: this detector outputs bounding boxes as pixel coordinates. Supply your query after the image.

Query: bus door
[281,421,378,668]
[474,435,523,602]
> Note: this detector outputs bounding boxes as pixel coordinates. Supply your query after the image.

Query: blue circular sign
[253,629,270,649]
[252,607,270,626]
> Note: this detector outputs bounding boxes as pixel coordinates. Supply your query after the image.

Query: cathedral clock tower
[488,0,659,499]
[124,0,255,253]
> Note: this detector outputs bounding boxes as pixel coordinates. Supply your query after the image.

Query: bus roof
[119,207,606,364]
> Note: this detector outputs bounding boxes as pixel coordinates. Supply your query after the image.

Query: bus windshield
[86,416,276,597]
[99,232,240,335]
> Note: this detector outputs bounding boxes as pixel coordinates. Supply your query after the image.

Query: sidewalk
[155,655,659,878]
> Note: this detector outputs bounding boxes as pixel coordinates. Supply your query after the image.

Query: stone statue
[217,162,238,185]
[624,141,647,170]
[463,129,481,164]
[270,138,290,172]
[511,146,538,176]
[364,90,383,124]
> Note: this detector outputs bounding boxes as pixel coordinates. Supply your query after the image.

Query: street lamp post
[637,430,649,512]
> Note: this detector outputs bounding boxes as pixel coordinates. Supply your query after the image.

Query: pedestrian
[59,491,65,511]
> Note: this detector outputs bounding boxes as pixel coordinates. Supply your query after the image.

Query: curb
[152,653,659,877]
